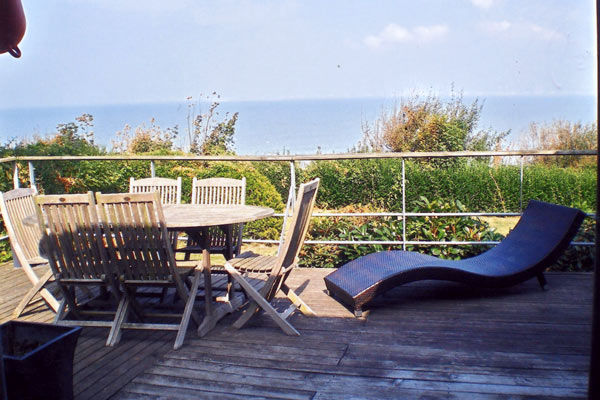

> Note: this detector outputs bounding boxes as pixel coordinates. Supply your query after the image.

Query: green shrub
[550,217,595,272]
[305,159,596,213]
[299,197,504,268]
[304,159,403,209]
[252,161,294,202]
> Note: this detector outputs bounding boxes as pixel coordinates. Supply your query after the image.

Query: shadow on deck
[0,261,592,399]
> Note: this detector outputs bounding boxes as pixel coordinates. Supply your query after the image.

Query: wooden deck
[1,260,592,399]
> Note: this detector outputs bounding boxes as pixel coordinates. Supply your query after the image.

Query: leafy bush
[550,218,595,272]
[358,90,508,169]
[518,119,597,168]
[305,159,403,209]
[299,197,504,268]
[305,159,596,213]
[252,161,294,202]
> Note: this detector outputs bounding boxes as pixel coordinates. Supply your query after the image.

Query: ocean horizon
[0,95,596,155]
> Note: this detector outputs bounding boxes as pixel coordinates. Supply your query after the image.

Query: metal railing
[0,149,596,249]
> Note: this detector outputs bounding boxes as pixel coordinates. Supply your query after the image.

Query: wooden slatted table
[163,204,274,259]
[162,204,273,229]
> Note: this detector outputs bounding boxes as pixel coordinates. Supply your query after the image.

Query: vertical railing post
[402,158,406,251]
[278,161,297,254]
[288,161,296,214]
[519,156,524,212]
[28,161,36,190]
[150,161,156,177]
[13,162,19,189]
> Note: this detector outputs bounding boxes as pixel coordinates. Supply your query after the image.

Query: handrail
[0,149,596,163]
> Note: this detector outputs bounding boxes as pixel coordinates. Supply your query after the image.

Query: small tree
[359,89,507,165]
[186,93,239,155]
[112,118,178,154]
[518,120,597,167]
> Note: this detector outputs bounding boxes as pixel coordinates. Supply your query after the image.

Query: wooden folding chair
[129,177,182,205]
[222,178,319,336]
[0,188,60,317]
[178,177,247,260]
[35,192,122,335]
[95,192,202,349]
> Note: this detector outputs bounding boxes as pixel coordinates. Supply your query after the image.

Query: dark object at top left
[0,0,26,58]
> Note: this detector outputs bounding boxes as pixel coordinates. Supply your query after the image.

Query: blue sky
[0,0,596,108]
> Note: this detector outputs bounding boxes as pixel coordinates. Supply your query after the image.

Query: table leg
[197,247,247,337]
[197,250,216,334]
[225,225,234,260]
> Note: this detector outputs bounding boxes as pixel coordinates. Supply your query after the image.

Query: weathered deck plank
[0,261,592,399]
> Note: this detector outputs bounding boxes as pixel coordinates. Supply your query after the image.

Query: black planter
[1,321,81,400]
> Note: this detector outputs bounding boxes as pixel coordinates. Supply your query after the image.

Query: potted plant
[1,321,81,400]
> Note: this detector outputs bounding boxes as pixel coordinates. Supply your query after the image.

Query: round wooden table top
[162,204,274,229]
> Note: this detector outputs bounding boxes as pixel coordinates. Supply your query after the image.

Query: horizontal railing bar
[310,240,501,245]
[0,149,595,164]
[312,212,522,217]
[275,212,596,218]
[243,239,594,246]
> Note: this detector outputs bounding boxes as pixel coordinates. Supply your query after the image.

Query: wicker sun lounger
[324,200,586,317]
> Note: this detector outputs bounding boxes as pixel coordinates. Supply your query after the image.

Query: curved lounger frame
[324,200,585,317]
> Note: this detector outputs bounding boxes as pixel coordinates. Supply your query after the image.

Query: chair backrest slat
[271,179,319,279]
[0,187,44,262]
[192,177,246,205]
[36,192,107,280]
[96,192,177,282]
[129,177,182,205]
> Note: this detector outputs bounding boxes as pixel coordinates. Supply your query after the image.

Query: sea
[0,95,596,155]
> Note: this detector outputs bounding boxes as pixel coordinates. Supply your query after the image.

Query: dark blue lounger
[324,200,585,316]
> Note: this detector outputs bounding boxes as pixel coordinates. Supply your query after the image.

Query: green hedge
[303,159,596,213]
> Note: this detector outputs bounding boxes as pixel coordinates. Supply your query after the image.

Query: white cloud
[481,20,511,33]
[470,0,494,9]
[364,24,448,48]
[479,20,565,42]
[414,25,449,41]
[528,24,564,41]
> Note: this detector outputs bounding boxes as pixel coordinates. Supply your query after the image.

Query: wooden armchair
[95,192,202,349]
[179,177,247,260]
[35,192,121,336]
[0,188,59,317]
[220,178,319,336]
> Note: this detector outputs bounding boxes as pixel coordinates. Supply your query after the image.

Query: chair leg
[107,296,130,346]
[225,264,299,336]
[237,297,299,336]
[281,283,316,317]
[54,299,67,324]
[175,267,201,350]
[537,272,548,290]
[60,285,83,320]
[232,301,261,330]
[39,287,61,312]
[12,269,55,318]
